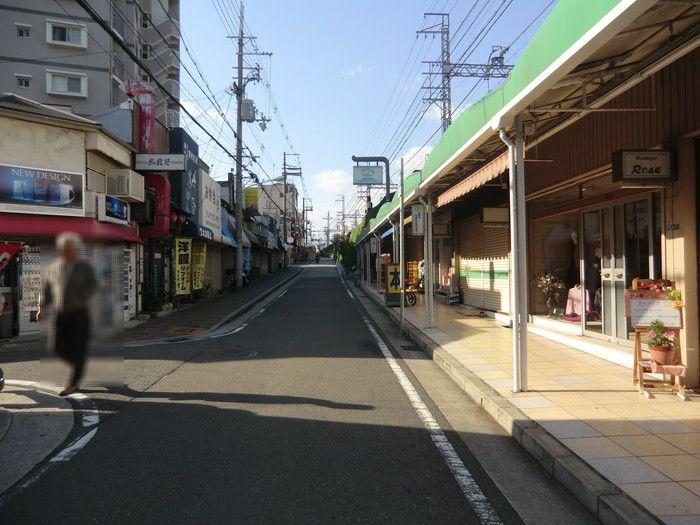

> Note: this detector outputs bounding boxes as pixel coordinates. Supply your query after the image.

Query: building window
[46,71,87,97]
[46,19,87,48]
[141,11,151,28]
[16,76,30,88]
[141,44,151,60]
[16,25,31,38]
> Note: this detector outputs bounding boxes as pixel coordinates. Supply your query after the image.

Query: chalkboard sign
[625,290,683,329]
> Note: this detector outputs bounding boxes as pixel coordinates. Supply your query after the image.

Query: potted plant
[644,320,677,365]
[533,274,566,315]
[667,289,684,309]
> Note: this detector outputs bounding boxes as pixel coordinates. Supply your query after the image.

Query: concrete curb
[0,408,11,442]
[360,286,661,525]
[208,267,304,331]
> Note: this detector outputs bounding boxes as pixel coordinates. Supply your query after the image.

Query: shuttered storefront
[457,215,510,313]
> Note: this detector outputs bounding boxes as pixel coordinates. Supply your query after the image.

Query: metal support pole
[375,234,382,292]
[426,194,434,328]
[399,158,405,333]
[515,114,528,391]
[500,127,521,393]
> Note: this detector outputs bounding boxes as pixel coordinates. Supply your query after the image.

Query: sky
[180,0,557,243]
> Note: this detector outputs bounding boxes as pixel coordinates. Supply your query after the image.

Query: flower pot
[649,344,676,365]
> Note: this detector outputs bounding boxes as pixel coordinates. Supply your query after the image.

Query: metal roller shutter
[481,226,510,313]
[458,216,482,308]
[457,216,511,313]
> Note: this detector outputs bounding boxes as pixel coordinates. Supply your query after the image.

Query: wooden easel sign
[625,289,683,330]
[624,279,688,400]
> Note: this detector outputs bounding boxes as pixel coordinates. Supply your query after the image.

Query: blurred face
[61,240,78,261]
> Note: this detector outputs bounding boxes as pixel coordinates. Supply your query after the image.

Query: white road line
[357,312,502,524]
[3,380,100,497]
[277,289,288,299]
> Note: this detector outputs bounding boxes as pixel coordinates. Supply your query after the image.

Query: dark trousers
[55,309,90,387]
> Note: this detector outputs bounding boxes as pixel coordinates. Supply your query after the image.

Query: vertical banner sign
[191,242,206,291]
[174,237,192,295]
[411,204,424,236]
[385,263,402,307]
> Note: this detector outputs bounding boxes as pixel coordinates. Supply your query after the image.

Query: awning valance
[436,152,509,208]
[0,213,142,243]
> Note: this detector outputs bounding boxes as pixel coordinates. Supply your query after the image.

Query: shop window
[530,212,581,319]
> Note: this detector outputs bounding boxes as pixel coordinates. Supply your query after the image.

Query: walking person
[39,233,97,396]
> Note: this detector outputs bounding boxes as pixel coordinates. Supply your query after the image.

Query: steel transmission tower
[419,13,514,132]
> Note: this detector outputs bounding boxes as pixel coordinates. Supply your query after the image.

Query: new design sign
[134,153,185,171]
[0,164,83,216]
[612,150,675,182]
[169,128,199,217]
[174,237,192,295]
[353,165,383,185]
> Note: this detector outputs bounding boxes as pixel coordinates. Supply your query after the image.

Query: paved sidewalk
[0,382,74,495]
[121,267,302,342]
[362,285,700,524]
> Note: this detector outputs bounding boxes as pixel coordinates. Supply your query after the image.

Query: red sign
[0,242,23,272]
[125,80,157,153]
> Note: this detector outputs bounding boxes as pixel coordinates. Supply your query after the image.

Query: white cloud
[425,104,442,122]
[312,169,351,194]
[400,145,433,174]
[340,65,374,77]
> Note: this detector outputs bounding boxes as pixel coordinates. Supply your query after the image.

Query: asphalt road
[0,261,595,524]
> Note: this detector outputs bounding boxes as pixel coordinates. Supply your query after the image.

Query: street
[0,262,594,524]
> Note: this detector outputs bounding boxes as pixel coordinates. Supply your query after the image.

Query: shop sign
[174,237,192,295]
[0,242,22,272]
[411,204,424,236]
[625,290,683,329]
[612,150,675,182]
[0,164,84,216]
[134,153,185,171]
[191,241,206,291]
[98,195,129,225]
[169,128,199,217]
[385,263,402,307]
[353,165,383,185]
[198,171,221,242]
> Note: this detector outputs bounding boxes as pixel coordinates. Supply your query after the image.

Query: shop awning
[0,214,142,243]
[436,151,509,208]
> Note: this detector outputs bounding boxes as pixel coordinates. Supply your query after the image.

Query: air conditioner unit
[107,169,145,202]
[84,190,98,218]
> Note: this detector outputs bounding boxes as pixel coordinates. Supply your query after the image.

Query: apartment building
[0,0,180,124]
[255,182,299,226]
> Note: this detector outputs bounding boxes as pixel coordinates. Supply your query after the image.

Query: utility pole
[336,194,346,236]
[230,2,271,287]
[324,211,332,247]
[302,198,313,247]
[233,2,244,288]
[281,152,301,265]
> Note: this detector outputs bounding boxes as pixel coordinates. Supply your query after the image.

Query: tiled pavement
[369,288,700,523]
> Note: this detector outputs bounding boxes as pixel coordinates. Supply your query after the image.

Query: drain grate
[168,326,205,334]
[217,349,258,360]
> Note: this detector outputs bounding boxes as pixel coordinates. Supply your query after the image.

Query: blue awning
[381,227,395,239]
[221,208,239,247]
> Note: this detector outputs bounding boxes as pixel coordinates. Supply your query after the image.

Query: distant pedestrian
[40,233,97,396]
